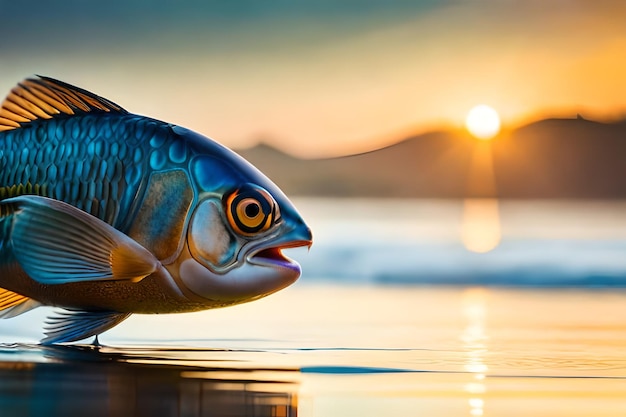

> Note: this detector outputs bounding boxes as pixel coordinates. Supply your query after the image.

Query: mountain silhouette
[237,117,626,198]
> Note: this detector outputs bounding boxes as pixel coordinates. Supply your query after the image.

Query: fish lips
[247,238,312,274]
[247,222,312,270]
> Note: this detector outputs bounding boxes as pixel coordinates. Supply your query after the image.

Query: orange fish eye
[225,186,277,237]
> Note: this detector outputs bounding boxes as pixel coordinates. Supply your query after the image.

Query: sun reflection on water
[462,131,502,254]
[461,288,489,417]
[461,198,502,253]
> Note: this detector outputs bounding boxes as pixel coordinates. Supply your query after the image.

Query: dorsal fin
[0,76,128,132]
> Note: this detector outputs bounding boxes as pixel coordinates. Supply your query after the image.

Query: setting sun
[465,105,501,140]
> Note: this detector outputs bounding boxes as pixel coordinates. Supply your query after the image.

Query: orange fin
[0,288,30,310]
[0,75,127,132]
[0,288,40,318]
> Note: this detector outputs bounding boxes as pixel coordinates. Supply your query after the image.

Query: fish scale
[0,113,178,230]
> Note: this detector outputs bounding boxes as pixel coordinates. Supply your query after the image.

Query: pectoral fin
[6,195,159,285]
[42,309,131,344]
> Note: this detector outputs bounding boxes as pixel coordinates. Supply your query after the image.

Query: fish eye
[224,185,279,237]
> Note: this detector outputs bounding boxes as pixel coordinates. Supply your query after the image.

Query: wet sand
[1,285,626,416]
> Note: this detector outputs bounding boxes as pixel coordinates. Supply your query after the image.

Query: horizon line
[237,111,626,160]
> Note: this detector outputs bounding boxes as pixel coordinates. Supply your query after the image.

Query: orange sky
[1,1,626,157]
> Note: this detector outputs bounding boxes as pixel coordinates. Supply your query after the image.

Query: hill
[236,118,626,198]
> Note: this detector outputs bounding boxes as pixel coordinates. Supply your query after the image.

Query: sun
[465,105,501,140]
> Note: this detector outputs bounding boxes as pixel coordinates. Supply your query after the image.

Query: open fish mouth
[248,240,312,271]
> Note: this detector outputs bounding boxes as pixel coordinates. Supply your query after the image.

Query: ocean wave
[297,239,626,287]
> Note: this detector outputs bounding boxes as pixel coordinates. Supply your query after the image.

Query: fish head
[172,126,312,304]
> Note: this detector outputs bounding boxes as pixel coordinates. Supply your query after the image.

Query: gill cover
[188,198,236,268]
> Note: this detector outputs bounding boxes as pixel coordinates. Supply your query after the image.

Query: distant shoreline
[238,117,626,199]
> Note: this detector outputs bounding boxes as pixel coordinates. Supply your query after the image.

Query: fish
[0,76,312,344]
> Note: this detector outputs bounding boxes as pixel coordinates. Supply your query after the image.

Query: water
[295,198,626,285]
[1,199,626,416]
[2,286,626,416]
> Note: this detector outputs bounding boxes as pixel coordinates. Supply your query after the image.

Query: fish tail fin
[0,287,40,318]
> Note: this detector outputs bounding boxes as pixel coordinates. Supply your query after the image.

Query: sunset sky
[1,0,625,157]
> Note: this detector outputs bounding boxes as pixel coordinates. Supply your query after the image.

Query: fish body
[0,77,311,343]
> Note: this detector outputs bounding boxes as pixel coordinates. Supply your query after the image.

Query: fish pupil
[245,203,260,218]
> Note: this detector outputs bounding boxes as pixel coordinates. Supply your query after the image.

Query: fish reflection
[0,345,298,417]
